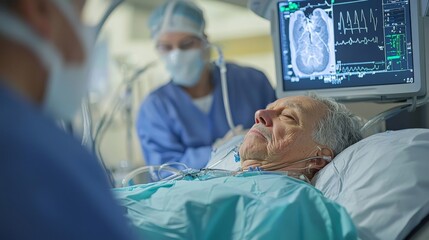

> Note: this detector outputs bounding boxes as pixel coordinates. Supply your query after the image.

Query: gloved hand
[212,125,249,149]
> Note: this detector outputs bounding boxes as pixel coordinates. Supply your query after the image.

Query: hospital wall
[83,0,429,177]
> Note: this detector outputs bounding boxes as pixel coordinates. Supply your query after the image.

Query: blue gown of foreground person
[114,173,357,240]
[137,63,276,169]
[0,84,137,240]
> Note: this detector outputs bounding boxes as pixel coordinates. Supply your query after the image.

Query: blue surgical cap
[148,0,205,40]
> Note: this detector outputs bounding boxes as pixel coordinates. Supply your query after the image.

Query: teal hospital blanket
[114,173,357,240]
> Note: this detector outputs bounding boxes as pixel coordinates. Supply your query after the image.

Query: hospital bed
[121,128,429,240]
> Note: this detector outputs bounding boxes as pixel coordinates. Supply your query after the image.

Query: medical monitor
[272,0,428,101]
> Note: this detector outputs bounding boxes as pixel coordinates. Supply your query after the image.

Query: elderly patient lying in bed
[114,95,364,240]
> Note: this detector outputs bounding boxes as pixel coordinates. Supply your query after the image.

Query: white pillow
[313,129,429,240]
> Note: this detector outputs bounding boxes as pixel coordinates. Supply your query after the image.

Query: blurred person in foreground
[0,0,137,239]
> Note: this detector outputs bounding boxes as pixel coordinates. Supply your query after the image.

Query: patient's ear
[311,158,328,170]
[320,147,334,159]
[313,147,334,170]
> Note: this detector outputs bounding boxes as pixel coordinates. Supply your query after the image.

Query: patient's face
[239,96,328,170]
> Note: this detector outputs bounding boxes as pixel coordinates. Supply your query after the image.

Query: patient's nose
[255,109,274,127]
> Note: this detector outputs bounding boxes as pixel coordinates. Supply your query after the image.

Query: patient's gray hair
[309,94,365,155]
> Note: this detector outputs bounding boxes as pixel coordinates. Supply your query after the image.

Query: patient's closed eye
[281,113,297,122]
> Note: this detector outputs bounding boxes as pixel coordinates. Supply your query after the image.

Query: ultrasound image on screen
[278,0,415,91]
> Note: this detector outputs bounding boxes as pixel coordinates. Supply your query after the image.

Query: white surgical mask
[0,0,95,121]
[163,48,205,87]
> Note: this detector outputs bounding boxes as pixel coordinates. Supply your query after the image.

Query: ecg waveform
[338,8,378,34]
[335,36,379,46]
[339,64,381,73]
[299,1,332,11]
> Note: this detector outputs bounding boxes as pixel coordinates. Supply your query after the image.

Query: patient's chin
[241,159,266,170]
[239,139,267,159]
[239,150,267,165]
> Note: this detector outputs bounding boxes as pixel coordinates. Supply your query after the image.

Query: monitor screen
[273,0,427,101]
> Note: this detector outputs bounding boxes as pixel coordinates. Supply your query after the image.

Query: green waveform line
[280,2,300,12]
[387,55,401,60]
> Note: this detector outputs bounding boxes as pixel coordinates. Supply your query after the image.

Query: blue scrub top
[136,63,276,169]
[0,83,137,240]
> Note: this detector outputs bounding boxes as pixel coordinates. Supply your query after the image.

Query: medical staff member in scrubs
[0,0,137,239]
[137,0,276,169]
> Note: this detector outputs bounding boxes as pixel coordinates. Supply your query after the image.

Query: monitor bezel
[272,0,427,102]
